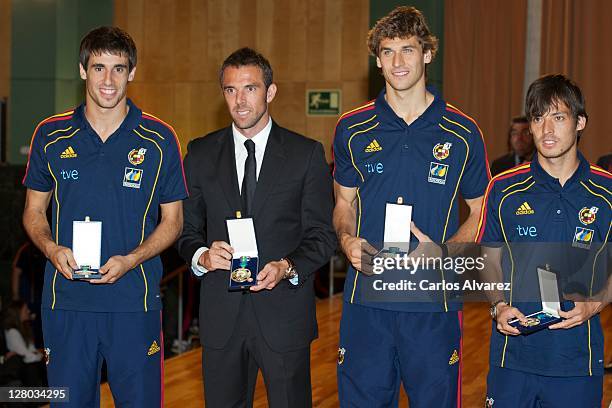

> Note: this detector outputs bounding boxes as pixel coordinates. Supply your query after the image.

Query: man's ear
[266,83,277,103]
[576,115,586,132]
[79,63,87,80]
[128,66,137,82]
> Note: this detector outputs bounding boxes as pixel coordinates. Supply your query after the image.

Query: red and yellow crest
[578,206,598,225]
[433,142,452,160]
[128,148,147,165]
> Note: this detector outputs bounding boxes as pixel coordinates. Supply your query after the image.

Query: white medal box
[72,217,102,279]
[226,216,259,291]
[508,267,565,334]
[383,200,412,254]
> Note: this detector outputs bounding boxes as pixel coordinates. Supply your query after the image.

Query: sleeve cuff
[23,182,53,192]
[160,192,189,204]
[333,174,359,188]
[191,247,209,276]
[461,189,487,200]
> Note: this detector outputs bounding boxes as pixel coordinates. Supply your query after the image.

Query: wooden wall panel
[270,81,307,136]
[129,82,176,121]
[540,0,612,162]
[0,0,11,99]
[114,0,370,161]
[444,0,527,164]
[173,82,228,141]
[341,0,369,82]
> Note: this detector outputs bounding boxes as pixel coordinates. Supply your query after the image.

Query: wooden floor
[101,296,612,407]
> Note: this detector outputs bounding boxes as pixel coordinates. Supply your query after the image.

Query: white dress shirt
[5,328,42,363]
[191,118,272,275]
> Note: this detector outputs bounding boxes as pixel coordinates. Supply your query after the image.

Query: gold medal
[231,267,252,283]
[520,317,540,327]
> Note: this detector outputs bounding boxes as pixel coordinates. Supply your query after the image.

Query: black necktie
[241,139,257,215]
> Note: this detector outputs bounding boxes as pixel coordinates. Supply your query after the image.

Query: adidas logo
[364,139,382,152]
[147,340,161,356]
[448,349,459,365]
[60,146,77,158]
[515,202,535,215]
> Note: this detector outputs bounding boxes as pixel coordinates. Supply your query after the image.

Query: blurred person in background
[2,301,46,387]
[11,240,45,347]
[490,116,534,176]
[0,329,26,386]
[596,153,612,173]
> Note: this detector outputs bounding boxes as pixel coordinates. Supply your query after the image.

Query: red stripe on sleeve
[590,168,612,179]
[446,106,492,180]
[476,167,531,243]
[22,114,73,184]
[339,104,375,122]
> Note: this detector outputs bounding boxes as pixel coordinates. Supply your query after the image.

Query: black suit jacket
[490,153,519,177]
[177,122,336,352]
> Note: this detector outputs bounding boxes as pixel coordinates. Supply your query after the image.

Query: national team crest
[578,206,598,225]
[485,396,495,407]
[433,142,452,160]
[44,347,50,365]
[128,148,147,165]
[337,347,346,365]
[573,227,594,249]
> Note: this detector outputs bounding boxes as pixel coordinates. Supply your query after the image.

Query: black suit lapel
[216,128,242,212]
[253,123,287,217]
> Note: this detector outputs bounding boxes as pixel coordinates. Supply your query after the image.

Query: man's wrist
[339,232,353,249]
[592,299,605,316]
[490,300,508,320]
[280,257,297,280]
[125,253,140,270]
[191,247,209,275]
[41,240,58,259]
[197,249,208,267]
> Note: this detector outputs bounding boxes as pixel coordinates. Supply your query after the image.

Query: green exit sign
[306,89,341,116]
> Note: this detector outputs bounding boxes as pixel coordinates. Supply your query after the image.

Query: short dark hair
[525,74,588,126]
[510,116,528,126]
[219,47,273,89]
[508,116,528,137]
[79,26,137,71]
[367,6,438,59]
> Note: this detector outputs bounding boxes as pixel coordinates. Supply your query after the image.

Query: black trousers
[202,294,312,408]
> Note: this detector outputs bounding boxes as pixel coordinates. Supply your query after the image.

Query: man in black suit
[177,48,336,407]
[490,116,534,176]
[596,153,612,173]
